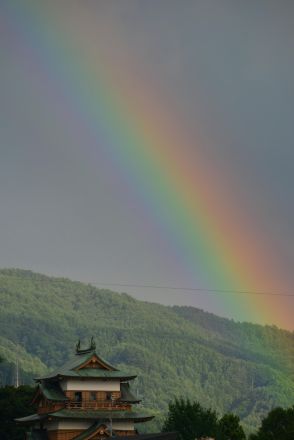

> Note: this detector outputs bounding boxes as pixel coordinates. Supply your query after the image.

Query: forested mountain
[0,269,293,433]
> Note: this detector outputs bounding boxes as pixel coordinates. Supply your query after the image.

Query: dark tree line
[162,398,294,440]
[0,385,36,440]
[249,406,294,440]
[162,398,245,440]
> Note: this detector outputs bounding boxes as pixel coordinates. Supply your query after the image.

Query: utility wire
[1,273,293,297]
[89,282,294,297]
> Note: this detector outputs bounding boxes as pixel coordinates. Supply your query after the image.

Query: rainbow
[2,0,293,329]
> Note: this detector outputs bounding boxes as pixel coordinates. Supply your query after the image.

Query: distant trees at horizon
[162,398,294,440]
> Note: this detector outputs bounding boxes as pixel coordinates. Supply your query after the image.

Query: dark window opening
[106,392,112,401]
[74,392,82,402]
[90,392,97,401]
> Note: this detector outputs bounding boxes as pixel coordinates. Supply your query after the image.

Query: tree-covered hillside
[0,269,293,433]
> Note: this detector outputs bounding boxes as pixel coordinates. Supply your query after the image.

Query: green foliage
[217,413,246,440]
[162,399,246,440]
[162,398,218,440]
[249,406,294,440]
[0,386,36,440]
[0,268,294,434]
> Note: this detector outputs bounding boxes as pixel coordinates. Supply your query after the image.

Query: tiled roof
[15,414,46,423]
[49,409,154,423]
[120,383,140,403]
[16,409,153,424]
[36,351,136,381]
[39,369,136,380]
[39,381,68,401]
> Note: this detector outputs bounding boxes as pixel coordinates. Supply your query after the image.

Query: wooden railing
[65,400,131,411]
[38,403,64,415]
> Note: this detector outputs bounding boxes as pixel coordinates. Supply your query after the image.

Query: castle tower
[15,338,169,440]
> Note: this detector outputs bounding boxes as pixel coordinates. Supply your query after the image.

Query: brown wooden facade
[36,390,132,414]
[47,430,83,440]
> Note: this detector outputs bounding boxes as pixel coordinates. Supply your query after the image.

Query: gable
[76,354,114,371]
[88,424,109,440]
[73,423,110,440]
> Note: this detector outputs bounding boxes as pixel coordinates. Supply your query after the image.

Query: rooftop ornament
[76,337,96,355]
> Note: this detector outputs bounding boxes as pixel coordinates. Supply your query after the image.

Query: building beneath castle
[16,338,176,440]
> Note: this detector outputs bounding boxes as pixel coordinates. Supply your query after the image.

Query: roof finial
[75,337,96,355]
[90,336,96,351]
[76,339,81,353]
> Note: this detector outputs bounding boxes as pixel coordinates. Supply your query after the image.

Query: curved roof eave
[48,409,154,422]
[36,372,137,381]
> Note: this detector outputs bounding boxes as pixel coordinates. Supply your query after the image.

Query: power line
[89,282,294,297]
[1,273,293,297]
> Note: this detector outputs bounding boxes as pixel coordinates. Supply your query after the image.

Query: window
[106,392,112,401]
[74,392,82,402]
[90,392,97,401]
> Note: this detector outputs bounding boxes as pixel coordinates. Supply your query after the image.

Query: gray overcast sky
[1,0,294,327]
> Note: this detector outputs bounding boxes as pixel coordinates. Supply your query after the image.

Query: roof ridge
[75,337,96,355]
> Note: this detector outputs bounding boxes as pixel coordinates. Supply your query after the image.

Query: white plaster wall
[45,420,91,431]
[112,421,134,431]
[44,420,134,431]
[60,379,120,391]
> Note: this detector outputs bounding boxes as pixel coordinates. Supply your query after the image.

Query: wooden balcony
[65,400,131,411]
[37,403,64,415]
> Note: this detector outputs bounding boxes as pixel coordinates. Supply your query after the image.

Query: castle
[16,338,176,440]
